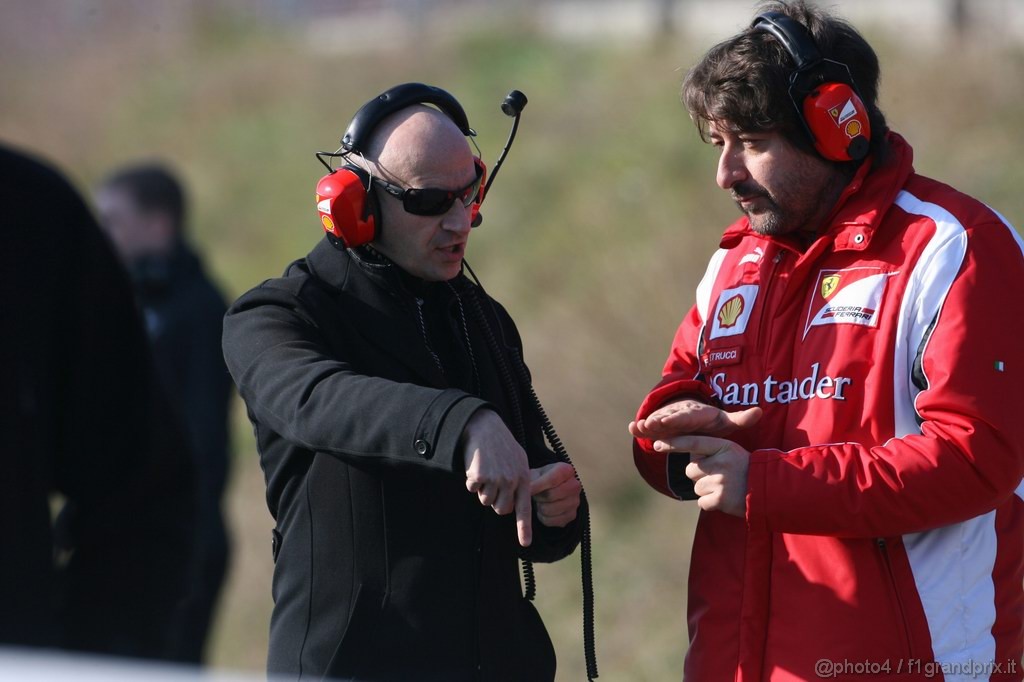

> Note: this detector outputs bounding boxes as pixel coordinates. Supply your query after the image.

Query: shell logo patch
[718,295,744,328]
[845,120,862,138]
[320,214,335,233]
[709,285,759,340]
[804,267,899,339]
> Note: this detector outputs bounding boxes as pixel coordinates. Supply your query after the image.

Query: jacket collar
[303,236,452,387]
[305,237,463,299]
[304,236,354,292]
[720,132,915,253]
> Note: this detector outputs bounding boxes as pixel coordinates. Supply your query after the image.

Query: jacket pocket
[876,537,916,660]
[324,584,386,681]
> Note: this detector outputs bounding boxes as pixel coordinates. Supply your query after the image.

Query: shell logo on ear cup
[315,166,376,248]
[752,12,872,163]
[802,82,871,162]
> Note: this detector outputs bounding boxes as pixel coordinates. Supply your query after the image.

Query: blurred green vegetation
[2,5,1022,680]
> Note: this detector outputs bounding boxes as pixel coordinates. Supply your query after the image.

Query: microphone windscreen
[500,90,528,117]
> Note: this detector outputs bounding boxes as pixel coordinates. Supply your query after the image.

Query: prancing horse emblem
[821,275,841,299]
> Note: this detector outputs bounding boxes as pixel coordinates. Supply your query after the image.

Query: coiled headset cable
[462,260,598,681]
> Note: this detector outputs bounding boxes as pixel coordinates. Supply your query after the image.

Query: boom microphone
[472,89,527,227]
[500,90,528,117]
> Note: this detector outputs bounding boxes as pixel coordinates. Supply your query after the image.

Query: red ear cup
[469,156,486,227]
[315,165,377,248]
[802,82,872,162]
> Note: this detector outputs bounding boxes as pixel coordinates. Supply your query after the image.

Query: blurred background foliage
[2,1,1022,679]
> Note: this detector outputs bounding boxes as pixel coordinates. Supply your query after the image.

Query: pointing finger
[515,484,533,548]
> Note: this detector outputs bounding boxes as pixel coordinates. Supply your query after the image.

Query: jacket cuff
[633,438,699,500]
[418,390,492,474]
[523,490,586,563]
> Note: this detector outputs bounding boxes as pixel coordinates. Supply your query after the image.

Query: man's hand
[629,399,762,440]
[529,462,581,528]
[654,435,751,516]
[462,410,533,547]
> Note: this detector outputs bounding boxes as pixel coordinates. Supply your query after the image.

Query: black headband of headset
[751,11,861,99]
[340,82,475,154]
[751,12,822,71]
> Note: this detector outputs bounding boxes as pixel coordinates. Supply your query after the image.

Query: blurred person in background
[0,143,195,659]
[629,1,1024,680]
[222,84,584,681]
[95,163,232,664]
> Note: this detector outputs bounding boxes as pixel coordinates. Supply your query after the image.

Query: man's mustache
[731,182,771,203]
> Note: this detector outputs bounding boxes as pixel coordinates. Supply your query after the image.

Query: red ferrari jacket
[633,134,1024,681]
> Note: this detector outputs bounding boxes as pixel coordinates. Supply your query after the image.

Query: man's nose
[717,150,748,190]
[441,201,472,234]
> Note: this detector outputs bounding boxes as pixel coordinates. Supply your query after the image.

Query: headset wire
[463,260,598,681]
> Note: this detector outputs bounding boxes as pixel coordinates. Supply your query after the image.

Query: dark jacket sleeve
[178,279,232,503]
[222,281,489,474]
[486,299,584,564]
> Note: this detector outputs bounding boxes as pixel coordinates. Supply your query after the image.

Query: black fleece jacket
[223,238,582,681]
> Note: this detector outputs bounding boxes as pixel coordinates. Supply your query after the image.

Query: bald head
[356,103,478,282]
[363,105,473,184]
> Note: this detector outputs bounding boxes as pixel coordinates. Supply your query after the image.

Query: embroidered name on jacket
[710,362,853,406]
[803,267,899,339]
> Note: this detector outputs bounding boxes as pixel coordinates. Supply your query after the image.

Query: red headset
[314,83,485,250]
[751,12,871,162]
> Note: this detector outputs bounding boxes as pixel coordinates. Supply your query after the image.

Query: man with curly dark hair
[630,2,1024,680]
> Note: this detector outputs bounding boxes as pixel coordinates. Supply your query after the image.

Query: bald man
[223,92,583,680]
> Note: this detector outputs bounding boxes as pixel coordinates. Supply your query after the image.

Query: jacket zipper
[447,284,481,395]
[756,249,786,358]
[414,297,445,377]
[877,538,915,658]
[417,293,481,676]
[473,521,483,679]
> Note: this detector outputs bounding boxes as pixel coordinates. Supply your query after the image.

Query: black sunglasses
[371,161,483,217]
